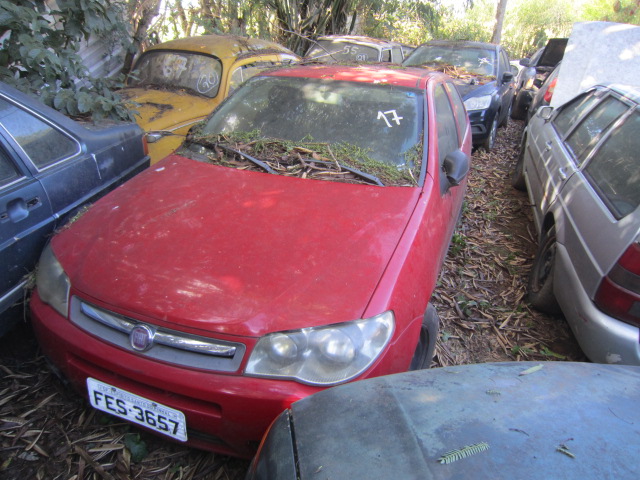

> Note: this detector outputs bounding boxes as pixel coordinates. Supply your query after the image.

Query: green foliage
[266,0,363,54]
[581,0,640,24]
[0,0,135,121]
[124,433,149,463]
[438,442,490,464]
[449,232,467,257]
[362,0,440,45]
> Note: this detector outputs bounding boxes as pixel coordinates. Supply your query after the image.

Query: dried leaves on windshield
[414,64,495,84]
[180,130,421,187]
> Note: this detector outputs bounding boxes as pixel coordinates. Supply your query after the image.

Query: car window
[583,110,640,219]
[391,47,403,63]
[128,50,223,99]
[434,84,459,165]
[565,96,629,165]
[445,81,467,140]
[499,50,509,75]
[0,98,78,169]
[553,91,599,136]
[404,44,496,77]
[202,75,424,168]
[0,148,21,187]
[381,49,391,62]
[230,62,276,94]
[307,41,378,63]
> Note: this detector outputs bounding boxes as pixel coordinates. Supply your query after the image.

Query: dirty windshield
[405,45,496,77]
[307,41,380,63]
[186,75,424,186]
[128,51,223,99]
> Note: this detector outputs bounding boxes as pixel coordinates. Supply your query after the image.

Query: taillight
[543,78,557,103]
[594,242,640,327]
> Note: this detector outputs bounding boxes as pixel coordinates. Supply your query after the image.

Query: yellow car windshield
[128,50,223,99]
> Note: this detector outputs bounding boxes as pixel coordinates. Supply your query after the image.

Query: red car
[30,65,471,458]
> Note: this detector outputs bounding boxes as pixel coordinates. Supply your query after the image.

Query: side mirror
[519,58,530,67]
[502,71,514,83]
[442,149,470,188]
[538,105,554,120]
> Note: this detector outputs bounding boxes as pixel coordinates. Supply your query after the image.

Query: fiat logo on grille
[130,325,155,352]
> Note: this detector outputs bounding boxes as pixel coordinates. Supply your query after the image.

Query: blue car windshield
[405,45,496,77]
[201,75,424,168]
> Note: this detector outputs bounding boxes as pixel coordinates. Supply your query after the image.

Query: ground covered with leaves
[0,119,584,479]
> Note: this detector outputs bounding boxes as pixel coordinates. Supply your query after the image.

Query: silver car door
[525,90,602,227]
[553,105,640,297]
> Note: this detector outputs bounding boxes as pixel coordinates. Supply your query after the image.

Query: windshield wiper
[216,143,276,174]
[309,159,384,186]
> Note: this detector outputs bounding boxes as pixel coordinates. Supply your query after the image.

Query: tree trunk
[491,0,508,44]
[121,0,161,76]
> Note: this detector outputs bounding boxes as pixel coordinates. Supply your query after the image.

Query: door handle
[558,168,567,180]
[6,196,39,223]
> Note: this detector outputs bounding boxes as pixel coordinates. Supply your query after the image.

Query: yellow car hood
[121,88,217,133]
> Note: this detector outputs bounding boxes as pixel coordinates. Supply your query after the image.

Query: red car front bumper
[30,292,322,458]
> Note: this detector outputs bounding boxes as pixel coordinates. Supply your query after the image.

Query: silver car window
[553,91,599,137]
[583,110,640,219]
[565,96,629,165]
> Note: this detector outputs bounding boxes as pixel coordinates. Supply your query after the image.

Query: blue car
[403,40,515,151]
[0,82,149,333]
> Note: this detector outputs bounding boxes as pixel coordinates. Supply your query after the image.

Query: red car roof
[264,64,439,89]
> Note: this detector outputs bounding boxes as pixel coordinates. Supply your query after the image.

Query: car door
[553,101,640,297]
[498,49,515,116]
[524,89,604,227]
[0,141,53,314]
[0,96,102,221]
[431,82,469,257]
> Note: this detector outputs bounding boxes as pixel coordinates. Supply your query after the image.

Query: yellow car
[122,35,299,162]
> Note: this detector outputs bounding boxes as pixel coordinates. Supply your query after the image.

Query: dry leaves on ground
[432,119,584,366]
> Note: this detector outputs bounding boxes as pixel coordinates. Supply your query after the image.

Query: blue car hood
[451,77,497,99]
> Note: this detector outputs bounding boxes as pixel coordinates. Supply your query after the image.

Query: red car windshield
[128,50,223,99]
[200,75,424,169]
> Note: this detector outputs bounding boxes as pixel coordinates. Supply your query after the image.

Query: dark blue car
[403,40,515,151]
[0,82,149,333]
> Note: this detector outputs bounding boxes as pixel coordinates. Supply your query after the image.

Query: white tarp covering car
[550,21,640,107]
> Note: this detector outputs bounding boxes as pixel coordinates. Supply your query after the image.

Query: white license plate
[87,378,188,442]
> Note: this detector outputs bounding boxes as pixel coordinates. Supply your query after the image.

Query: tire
[528,226,562,315]
[409,303,440,370]
[481,116,498,152]
[511,136,527,191]
[499,102,511,128]
[511,90,528,120]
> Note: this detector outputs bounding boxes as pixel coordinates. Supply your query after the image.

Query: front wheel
[409,303,440,370]
[499,103,511,127]
[481,116,498,152]
[528,226,562,315]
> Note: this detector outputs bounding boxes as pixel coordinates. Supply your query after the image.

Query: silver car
[512,84,640,365]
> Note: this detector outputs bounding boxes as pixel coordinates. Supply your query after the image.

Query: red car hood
[54,155,420,338]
